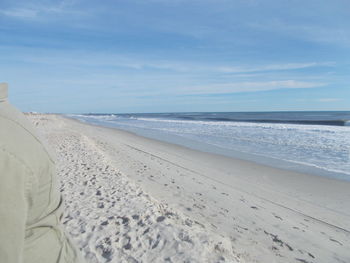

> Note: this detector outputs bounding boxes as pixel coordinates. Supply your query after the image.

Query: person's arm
[0,149,30,263]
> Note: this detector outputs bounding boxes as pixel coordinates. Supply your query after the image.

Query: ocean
[68,111,350,181]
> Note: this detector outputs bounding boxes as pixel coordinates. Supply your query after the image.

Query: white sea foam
[134,117,350,132]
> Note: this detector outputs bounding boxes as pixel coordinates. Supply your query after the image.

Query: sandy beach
[28,114,350,263]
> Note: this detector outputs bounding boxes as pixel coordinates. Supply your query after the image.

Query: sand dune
[28,114,350,263]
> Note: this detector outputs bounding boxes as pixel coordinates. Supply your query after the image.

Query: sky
[0,0,349,113]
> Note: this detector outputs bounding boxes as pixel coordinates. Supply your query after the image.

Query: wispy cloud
[0,8,38,19]
[213,62,335,74]
[3,47,333,75]
[107,80,327,97]
[0,0,82,20]
[249,19,350,46]
[317,98,342,102]
[128,61,334,74]
[179,80,326,96]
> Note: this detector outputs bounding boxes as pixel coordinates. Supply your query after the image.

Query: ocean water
[68,112,350,181]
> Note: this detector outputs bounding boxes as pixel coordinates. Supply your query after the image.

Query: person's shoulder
[0,102,55,171]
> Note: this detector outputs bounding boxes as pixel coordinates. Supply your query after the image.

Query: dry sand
[28,114,350,263]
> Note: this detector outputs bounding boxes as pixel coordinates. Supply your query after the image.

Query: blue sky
[0,0,349,113]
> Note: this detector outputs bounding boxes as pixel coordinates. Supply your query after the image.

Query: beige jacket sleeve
[0,149,32,263]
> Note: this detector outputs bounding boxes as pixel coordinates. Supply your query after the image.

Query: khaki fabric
[0,83,82,263]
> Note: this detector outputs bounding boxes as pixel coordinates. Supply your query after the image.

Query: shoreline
[67,115,350,182]
[66,115,350,200]
[32,114,350,262]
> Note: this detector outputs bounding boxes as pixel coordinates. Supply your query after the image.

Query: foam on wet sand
[28,114,350,263]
